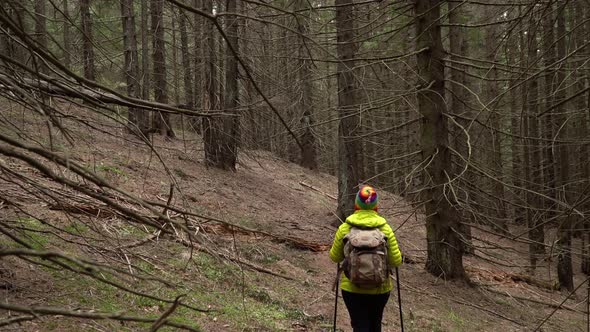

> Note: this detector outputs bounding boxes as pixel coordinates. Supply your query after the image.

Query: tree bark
[62,0,71,69]
[555,3,573,291]
[179,8,193,110]
[202,0,223,166]
[141,0,149,100]
[574,0,590,276]
[191,0,203,132]
[483,6,508,234]
[151,0,174,137]
[296,0,317,170]
[416,0,464,279]
[171,8,179,105]
[335,0,364,220]
[80,0,95,81]
[448,0,474,253]
[541,2,557,236]
[523,11,544,273]
[121,0,149,136]
[218,0,240,170]
[34,0,48,74]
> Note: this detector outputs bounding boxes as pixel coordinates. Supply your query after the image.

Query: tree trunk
[171,8,179,105]
[523,12,544,273]
[62,0,71,68]
[34,0,48,73]
[191,0,202,132]
[574,1,590,276]
[555,3,573,292]
[335,0,364,220]
[121,0,149,137]
[151,0,174,137]
[141,0,149,100]
[218,0,240,170]
[484,6,508,234]
[296,0,317,170]
[541,3,557,236]
[179,8,193,110]
[202,0,223,166]
[507,20,524,228]
[416,0,464,279]
[448,0,474,253]
[80,0,95,81]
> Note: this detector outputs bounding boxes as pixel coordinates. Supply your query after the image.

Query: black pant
[342,290,390,332]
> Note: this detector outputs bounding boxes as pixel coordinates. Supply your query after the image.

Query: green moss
[448,309,465,331]
[64,222,90,235]
[16,217,49,249]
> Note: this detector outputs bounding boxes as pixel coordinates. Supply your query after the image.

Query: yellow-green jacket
[329,210,402,294]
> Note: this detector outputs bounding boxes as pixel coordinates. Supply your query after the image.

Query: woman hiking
[329,185,403,332]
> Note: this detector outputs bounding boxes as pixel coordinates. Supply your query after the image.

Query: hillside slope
[0,106,588,331]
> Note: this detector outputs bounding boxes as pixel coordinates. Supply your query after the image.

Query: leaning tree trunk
[335,0,364,221]
[80,0,95,81]
[121,0,149,137]
[151,0,174,137]
[416,0,464,279]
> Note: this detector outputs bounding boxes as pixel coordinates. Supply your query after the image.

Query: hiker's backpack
[342,227,389,288]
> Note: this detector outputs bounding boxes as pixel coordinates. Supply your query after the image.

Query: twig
[299,181,337,200]
[150,295,185,332]
[481,286,582,313]
[0,315,36,327]
[533,276,590,331]
[177,238,294,281]
[0,302,201,331]
[162,184,175,217]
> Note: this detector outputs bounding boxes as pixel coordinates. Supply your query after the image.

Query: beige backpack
[343,227,389,288]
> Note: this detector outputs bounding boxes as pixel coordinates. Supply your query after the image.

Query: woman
[329,185,403,332]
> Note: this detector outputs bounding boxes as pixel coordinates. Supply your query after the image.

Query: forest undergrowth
[0,104,588,331]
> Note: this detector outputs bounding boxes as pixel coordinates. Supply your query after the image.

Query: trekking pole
[333,263,340,332]
[395,267,404,332]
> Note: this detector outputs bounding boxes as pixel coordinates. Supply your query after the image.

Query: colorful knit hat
[355,185,378,210]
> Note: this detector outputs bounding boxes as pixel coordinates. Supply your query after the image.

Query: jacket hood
[345,210,387,228]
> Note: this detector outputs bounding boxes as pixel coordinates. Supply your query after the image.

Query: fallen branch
[508,273,556,291]
[299,181,337,200]
[0,315,36,328]
[177,238,294,281]
[49,202,117,218]
[158,208,330,252]
[402,255,424,265]
[0,302,201,332]
[481,286,582,313]
[466,266,556,291]
[272,235,330,252]
[150,295,185,332]
[115,233,160,250]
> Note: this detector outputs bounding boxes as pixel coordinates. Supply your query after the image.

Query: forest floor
[1,105,589,331]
